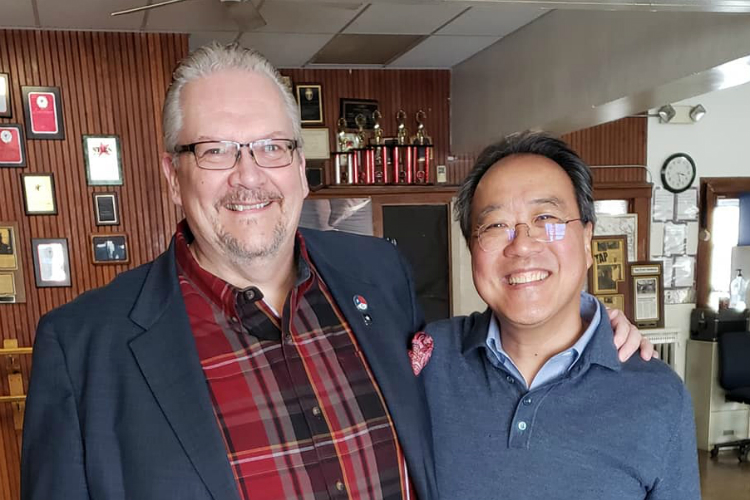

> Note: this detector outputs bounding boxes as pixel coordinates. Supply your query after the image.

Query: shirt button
[506,375,515,384]
[230,317,238,323]
[335,480,345,491]
[285,333,292,343]
[245,289,255,300]
[312,406,321,417]
[518,421,527,431]
[522,396,532,406]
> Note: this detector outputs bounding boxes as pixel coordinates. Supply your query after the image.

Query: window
[708,198,739,309]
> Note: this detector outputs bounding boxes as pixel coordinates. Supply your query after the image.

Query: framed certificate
[21,173,58,215]
[91,234,129,264]
[0,124,27,167]
[300,128,330,160]
[296,84,323,125]
[0,73,11,118]
[31,238,71,287]
[93,192,120,226]
[630,262,664,328]
[22,86,65,140]
[83,135,123,185]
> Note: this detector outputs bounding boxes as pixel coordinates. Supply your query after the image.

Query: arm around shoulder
[21,314,90,499]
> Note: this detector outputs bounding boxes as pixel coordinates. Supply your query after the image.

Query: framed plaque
[93,192,120,226]
[22,86,65,140]
[0,73,11,118]
[83,135,123,185]
[0,124,27,167]
[590,235,632,320]
[0,222,26,303]
[295,84,323,125]
[91,234,129,264]
[340,98,379,130]
[31,238,71,287]
[0,224,18,270]
[21,173,58,215]
[630,262,664,328]
[300,128,330,160]
[280,75,293,94]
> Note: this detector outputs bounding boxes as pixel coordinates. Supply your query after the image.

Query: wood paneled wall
[448,116,648,184]
[0,30,188,500]
[279,68,450,182]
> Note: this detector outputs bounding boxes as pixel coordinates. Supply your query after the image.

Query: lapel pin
[362,313,373,325]
[353,295,368,312]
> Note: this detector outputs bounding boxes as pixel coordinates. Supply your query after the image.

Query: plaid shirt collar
[173,219,313,316]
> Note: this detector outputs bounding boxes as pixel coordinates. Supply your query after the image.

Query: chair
[710,331,750,462]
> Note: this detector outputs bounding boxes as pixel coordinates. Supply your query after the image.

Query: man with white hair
[21,44,650,500]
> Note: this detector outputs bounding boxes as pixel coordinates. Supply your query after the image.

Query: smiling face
[470,154,593,330]
[161,69,308,272]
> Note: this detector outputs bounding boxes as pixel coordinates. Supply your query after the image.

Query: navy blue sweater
[423,305,700,500]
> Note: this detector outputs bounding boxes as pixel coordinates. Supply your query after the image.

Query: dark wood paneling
[562,116,648,182]
[445,116,648,187]
[279,68,450,184]
[0,30,188,500]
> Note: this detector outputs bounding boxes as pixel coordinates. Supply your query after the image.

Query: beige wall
[451,10,750,153]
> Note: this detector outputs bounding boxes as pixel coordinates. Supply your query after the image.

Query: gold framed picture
[590,235,632,320]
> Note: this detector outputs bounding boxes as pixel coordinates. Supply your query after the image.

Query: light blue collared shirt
[485,292,602,390]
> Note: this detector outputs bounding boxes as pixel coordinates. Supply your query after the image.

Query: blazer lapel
[128,247,241,500]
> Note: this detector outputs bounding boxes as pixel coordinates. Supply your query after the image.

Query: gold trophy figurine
[337,117,349,152]
[412,110,432,146]
[396,109,409,145]
[371,110,384,145]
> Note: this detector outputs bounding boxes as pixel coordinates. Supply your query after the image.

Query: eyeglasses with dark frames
[174,139,298,170]
[475,216,583,253]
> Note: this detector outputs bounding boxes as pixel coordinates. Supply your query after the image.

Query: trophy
[352,113,373,184]
[333,117,354,185]
[391,110,414,184]
[411,110,433,184]
[369,110,389,184]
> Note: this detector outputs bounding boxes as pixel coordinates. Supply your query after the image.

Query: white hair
[162,42,302,154]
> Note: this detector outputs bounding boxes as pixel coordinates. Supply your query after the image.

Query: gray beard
[217,219,287,263]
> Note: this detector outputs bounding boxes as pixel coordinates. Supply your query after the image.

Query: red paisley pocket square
[408,331,434,376]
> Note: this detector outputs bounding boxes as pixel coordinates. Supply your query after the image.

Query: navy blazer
[22,229,436,500]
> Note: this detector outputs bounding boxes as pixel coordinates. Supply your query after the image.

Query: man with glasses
[22,44,650,500]
[422,132,699,500]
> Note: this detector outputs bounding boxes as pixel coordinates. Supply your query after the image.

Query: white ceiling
[0,0,548,68]
[4,0,750,68]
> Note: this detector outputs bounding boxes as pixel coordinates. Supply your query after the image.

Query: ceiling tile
[238,32,334,67]
[311,34,423,65]
[35,0,143,30]
[389,35,500,68]
[436,4,546,36]
[189,32,239,51]
[0,0,37,27]
[344,3,467,35]
[145,0,245,32]
[256,0,365,34]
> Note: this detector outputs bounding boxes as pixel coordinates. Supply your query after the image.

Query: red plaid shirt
[174,222,416,500]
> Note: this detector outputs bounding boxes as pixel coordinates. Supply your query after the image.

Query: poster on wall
[0,125,27,167]
[22,86,65,140]
[83,135,123,186]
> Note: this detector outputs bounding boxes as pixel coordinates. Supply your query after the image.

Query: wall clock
[661,153,696,193]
